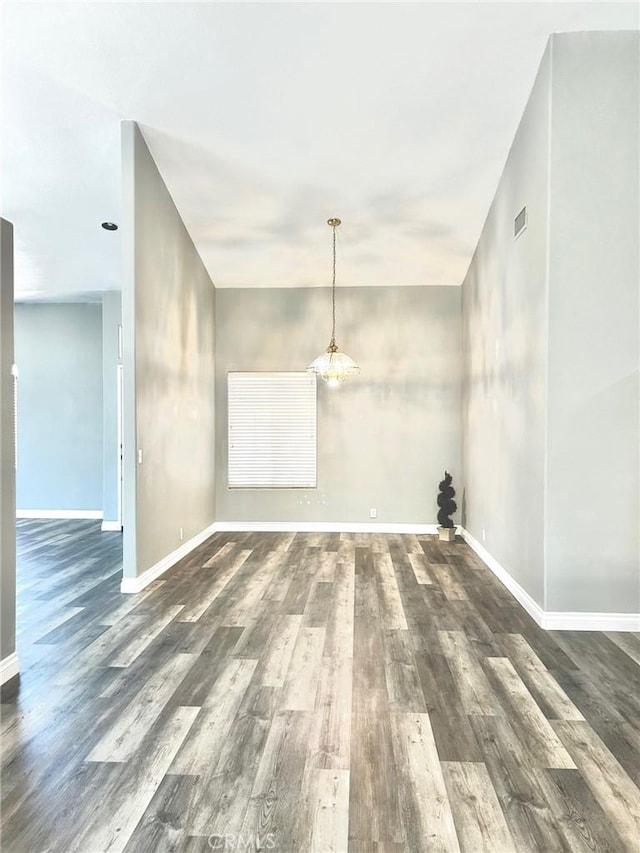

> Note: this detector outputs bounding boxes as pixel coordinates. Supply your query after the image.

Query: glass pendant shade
[307,344,361,387]
[307,217,360,386]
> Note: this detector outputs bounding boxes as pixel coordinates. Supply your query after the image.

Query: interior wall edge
[120,119,138,582]
[0,217,17,662]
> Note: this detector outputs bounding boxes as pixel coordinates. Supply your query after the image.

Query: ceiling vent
[514,206,527,239]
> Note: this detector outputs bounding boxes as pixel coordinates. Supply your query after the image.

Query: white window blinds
[228,372,317,489]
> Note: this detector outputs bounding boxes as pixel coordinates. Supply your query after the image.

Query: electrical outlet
[370,508,377,519]
[179,527,184,541]
[482,528,486,542]
[137,448,143,464]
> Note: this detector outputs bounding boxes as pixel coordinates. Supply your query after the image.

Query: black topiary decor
[437,471,457,528]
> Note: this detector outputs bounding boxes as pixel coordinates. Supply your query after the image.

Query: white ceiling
[2,2,638,299]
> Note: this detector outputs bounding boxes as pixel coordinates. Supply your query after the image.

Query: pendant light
[307,217,360,387]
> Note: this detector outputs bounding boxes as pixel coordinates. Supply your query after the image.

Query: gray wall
[216,286,461,524]
[121,121,216,580]
[14,302,103,512]
[1,219,16,664]
[462,31,639,615]
[546,32,639,613]
[101,290,122,525]
[462,43,551,607]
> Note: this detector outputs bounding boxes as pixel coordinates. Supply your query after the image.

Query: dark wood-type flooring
[1,519,640,852]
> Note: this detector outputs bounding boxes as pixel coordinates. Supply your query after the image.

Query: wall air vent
[514,206,527,239]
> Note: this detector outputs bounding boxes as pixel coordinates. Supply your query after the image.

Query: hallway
[1,522,639,851]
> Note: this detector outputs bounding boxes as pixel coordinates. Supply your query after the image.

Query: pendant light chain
[330,222,337,348]
[306,216,360,384]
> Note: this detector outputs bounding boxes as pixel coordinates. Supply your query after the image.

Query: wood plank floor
[2,520,640,852]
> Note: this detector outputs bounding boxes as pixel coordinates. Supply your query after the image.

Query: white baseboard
[120,520,437,594]
[460,527,546,625]
[120,521,218,593]
[0,652,19,685]
[460,527,640,632]
[101,520,122,532]
[117,520,639,631]
[17,509,103,520]
[541,611,640,631]
[215,521,439,535]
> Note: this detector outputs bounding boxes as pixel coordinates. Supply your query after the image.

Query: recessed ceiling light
[101,222,118,231]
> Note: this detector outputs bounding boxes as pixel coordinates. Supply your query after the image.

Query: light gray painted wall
[546,32,639,613]
[14,302,103,511]
[216,286,461,524]
[121,121,216,579]
[462,31,639,615]
[1,219,16,662]
[462,44,551,607]
[101,290,122,525]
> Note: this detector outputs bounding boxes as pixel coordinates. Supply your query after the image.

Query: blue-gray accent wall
[15,302,103,511]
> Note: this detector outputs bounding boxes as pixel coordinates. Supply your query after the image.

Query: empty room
[1,2,639,852]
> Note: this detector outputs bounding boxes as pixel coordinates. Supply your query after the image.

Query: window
[228,372,317,489]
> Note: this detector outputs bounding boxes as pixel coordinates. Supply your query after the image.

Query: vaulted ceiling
[2,2,638,299]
